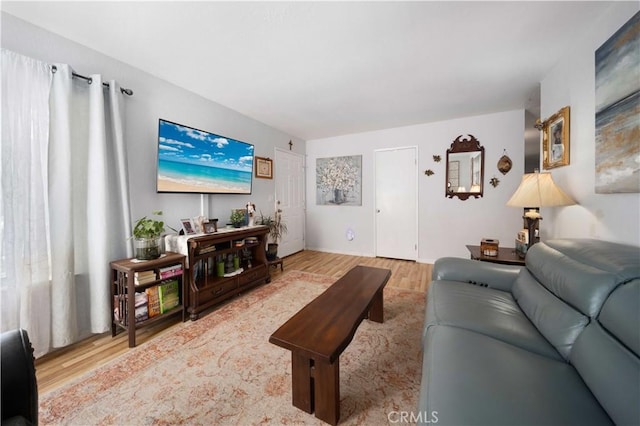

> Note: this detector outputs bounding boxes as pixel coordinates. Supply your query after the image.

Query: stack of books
[145,280,180,317]
[134,292,149,323]
[113,292,149,323]
[159,264,183,279]
[134,270,156,285]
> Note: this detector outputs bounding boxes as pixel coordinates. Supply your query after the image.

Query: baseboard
[304,246,376,258]
[304,247,436,264]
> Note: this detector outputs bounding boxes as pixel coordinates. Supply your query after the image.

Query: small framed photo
[203,221,217,234]
[180,218,196,235]
[255,156,273,179]
[542,106,570,169]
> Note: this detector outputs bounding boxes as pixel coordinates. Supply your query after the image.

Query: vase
[333,189,345,204]
[133,237,162,260]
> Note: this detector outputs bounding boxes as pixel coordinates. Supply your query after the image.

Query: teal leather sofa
[419,239,639,425]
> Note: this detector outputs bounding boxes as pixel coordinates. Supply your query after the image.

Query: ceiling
[2,1,613,140]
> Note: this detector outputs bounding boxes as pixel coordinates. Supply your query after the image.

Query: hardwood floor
[35,250,432,394]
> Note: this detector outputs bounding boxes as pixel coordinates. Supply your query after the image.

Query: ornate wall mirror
[446,134,485,200]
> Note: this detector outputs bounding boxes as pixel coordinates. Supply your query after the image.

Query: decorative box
[480,238,499,257]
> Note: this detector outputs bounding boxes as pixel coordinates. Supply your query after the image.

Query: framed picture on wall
[255,156,273,179]
[315,155,362,206]
[542,106,570,169]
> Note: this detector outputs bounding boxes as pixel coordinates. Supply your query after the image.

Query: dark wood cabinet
[185,226,271,320]
[110,252,186,347]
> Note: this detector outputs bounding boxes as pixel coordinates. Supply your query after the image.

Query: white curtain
[1,50,132,356]
[1,49,53,355]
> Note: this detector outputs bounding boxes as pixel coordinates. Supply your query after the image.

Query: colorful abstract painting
[595,11,640,193]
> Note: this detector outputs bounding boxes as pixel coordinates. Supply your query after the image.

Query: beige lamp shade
[507,172,576,208]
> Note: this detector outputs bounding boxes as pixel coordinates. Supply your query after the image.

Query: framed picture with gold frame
[542,106,570,169]
[255,156,273,179]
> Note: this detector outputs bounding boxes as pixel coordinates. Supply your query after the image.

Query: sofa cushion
[525,240,636,317]
[419,325,613,426]
[512,268,588,360]
[424,280,561,360]
[569,279,640,426]
[545,239,640,282]
[598,278,640,355]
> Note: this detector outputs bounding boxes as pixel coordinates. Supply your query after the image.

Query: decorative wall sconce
[490,176,500,187]
[424,169,435,176]
[433,155,441,162]
[534,119,544,130]
[497,149,512,175]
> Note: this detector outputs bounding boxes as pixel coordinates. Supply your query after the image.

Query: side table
[268,257,284,272]
[466,245,525,266]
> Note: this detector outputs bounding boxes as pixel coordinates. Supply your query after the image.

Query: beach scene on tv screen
[157,120,254,194]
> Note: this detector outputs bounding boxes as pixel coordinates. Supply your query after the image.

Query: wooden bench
[269,265,391,425]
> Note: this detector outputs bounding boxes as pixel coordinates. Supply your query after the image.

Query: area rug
[40,270,425,425]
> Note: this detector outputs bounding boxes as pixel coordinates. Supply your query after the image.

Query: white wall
[540,3,640,246]
[1,12,304,232]
[306,110,525,263]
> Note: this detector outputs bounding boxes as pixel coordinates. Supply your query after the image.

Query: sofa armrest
[432,257,522,292]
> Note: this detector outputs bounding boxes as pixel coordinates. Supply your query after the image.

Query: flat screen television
[156,119,254,194]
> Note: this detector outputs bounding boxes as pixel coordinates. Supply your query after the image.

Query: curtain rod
[50,65,133,96]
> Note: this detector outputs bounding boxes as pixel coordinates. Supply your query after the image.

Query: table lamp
[506,171,576,249]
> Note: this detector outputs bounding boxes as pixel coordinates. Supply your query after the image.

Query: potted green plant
[258,210,288,261]
[132,211,174,260]
[230,210,246,228]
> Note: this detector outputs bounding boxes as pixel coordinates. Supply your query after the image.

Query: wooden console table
[167,226,271,320]
[269,266,391,425]
[466,244,525,266]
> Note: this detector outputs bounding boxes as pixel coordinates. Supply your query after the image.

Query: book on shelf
[146,285,161,318]
[134,292,148,323]
[159,264,182,273]
[198,245,217,255]
[135,304,149,323]
[134,270,157,285]
[134,291,148,307]
[159,268,183,279]
[159,264,183,279]
[113,292,149,323]
[158,280,180,313]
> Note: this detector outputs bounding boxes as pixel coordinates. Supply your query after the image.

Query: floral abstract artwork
[316,155,362,205]
[595,11,640,193]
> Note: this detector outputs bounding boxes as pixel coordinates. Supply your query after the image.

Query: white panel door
[275,149,305,257]
[375,147,418,260]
